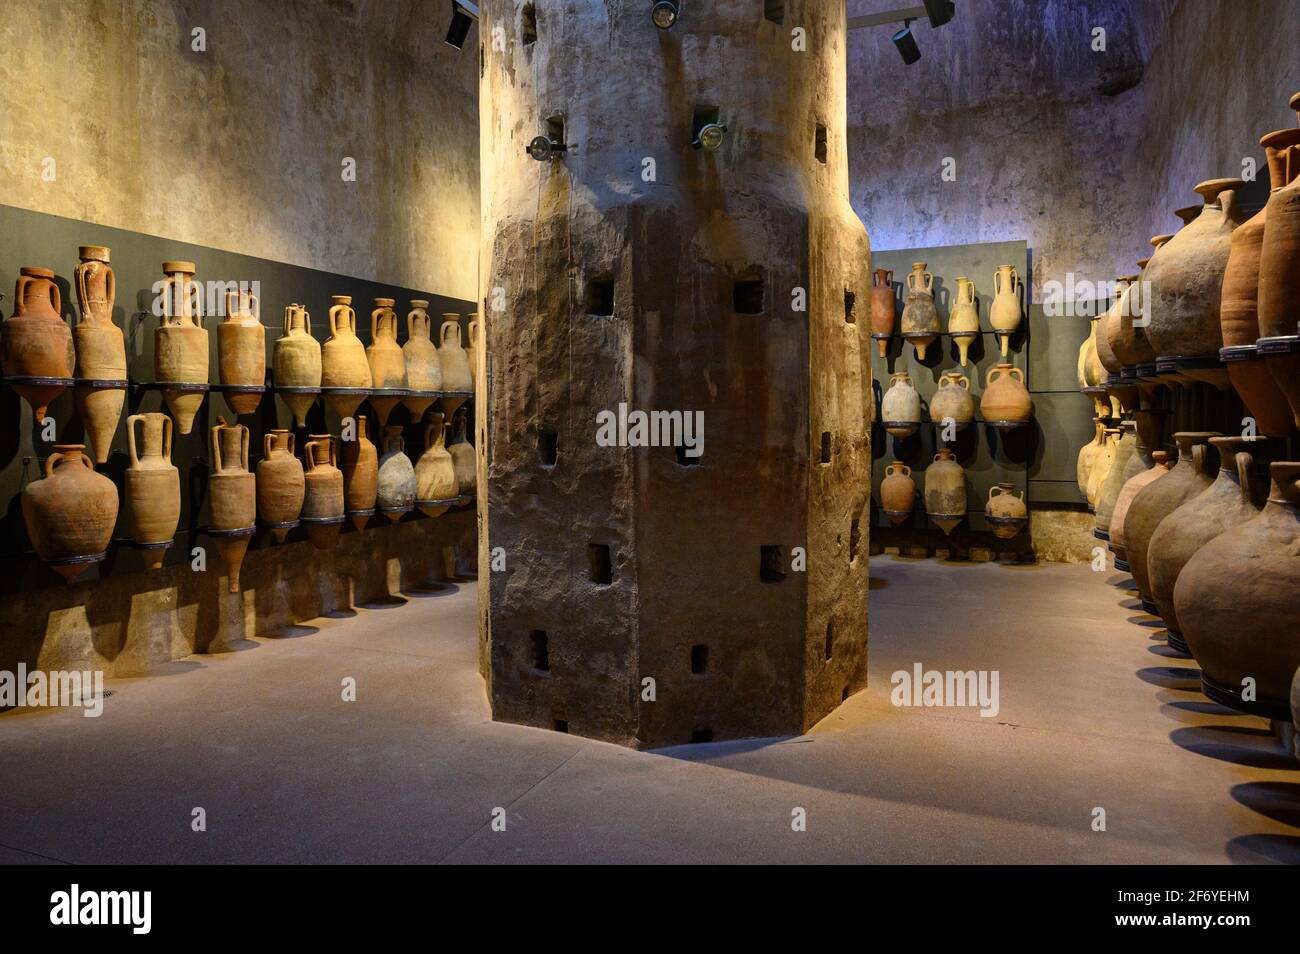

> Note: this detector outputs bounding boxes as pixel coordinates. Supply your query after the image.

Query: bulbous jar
[416,413,459,517]
[1095,421,1139,536]
[929,370,973,428]
[1256,126,1300,429]
[879,460,916,524]
[21,443,118,581]
[3,265,75,423]
[924,448,965,535]
[1077,419,1105,500]
[979,363,1032,424]
[257,428,305,542]
[1175,462,1300,716]
[1094,276,1130,378]
[881,371,921,437]
[985,483,1028,539]
[376,426,417,519]
[1110,450,1171,567]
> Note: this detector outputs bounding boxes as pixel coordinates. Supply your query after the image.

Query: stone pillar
[476,0,871,748]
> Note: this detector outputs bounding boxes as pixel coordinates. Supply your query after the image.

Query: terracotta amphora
[880,461,916,524]
[1109,267,1156,367]
[448,410,476,496]
[21,443,118,581]
[929,370,974,429]
[438,314,473,391]
[302,434,345,550]
[3,266,74,422]
[980,363,1032,424]
[321,295,371,418]
[986,483,1028,539]
[367,297,406,426]
[1124,432,1218,606]
[274,303,321,427]
[1077,315,1096,389]
[154,261,209,434]
[1110,450,1171,565]
[881,371,921,437]
[125,413,180,569]
[341,414,378,530]
[218,288,265,415]
[73,246,127,463]
[1175,462,1300,715]
[376,426,416,520]
[1095,420,1139,537]
[257,429,304,542]
[869,268,896,357]
[1094,277,1128,377]
[948,277,979,366]
[989,265,1021,356]
[1218,131,1296,436]
[415,413,459,517]
[209,420,255,593]
[924,447,965,535]
[1086,428,1118,510]
[1148,436,1262,645]
[1144,179,1246,365]
[899,262,938,360]
[1256,126,1300,428]
[467,313,480,388]
[402,299,441,419]
[1076,419,1106,500]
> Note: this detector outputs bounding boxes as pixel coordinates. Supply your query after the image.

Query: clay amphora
[929,370,973,429]
[948,277,979,366]
[1110,450,1171,562]
[448,410,476,496]
[986,483,1027,539]
[899,263,939,360]
[881,371,921,437]
[21,443,118,581]
[3,266,74,422]
[1144,179,1246,361]
[376,426,417,519]
[924,448,965,535]
[302,434,345,550]
[125,413,180,569]
[869,268,896,357]
[1095,420,1139,535]
[274,303,321,426]
[367,297,406,426]
[1076,419,1106,500]
[1219,130,1295,436]
[1125,432,1217,604]
[402,299,441,418]
[321,295,371,418]
[154,261,208,434]
[1109,268,1156,367]
[217,288,265,415]
[989,265,1021,356]
[1094,278,1126,377]
[257,429,304,542]
[1175,462,1300,714]
[209,421,255,592]
[467,313,480,387]
[416,413,459,517]
[980,363,1031,424]
[1086,428,1118,509]
[438,314,473,391]
[1256,127,1300,428]
[880,461,916,524]
[341,414,379,530]
[1149,436,1261,641]
[73,246,127,463]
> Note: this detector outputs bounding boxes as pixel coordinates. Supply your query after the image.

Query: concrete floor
[1,558,1297,864]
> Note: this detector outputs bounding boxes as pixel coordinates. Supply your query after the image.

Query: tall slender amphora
[341,414,378,529]
[21,444,118,581]
[218,288,265,415]
[367,297,406,426]
[257,429,304,543]
[869,268,895,357]
[302,434,345,549]
[402,299,440,418]
[467,314,481,388]
[438,314,472,418]
[924,448,966,535]
[449,409,476,495]
[1256,122,1300,427]
[74,246,127,463]
[948,277,979,366]
[125,413,180,569]
[209,420,255,592]
[321,295,371,418]
[899,263,938,360]
[274,303,321,426]
[416,412,459,516]
[3,266,74,422]
[990,265,1021,357]
[154,261,208,434]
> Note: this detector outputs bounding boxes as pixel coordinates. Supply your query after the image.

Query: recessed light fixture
[526,135,568,162]
[651,1,679,29]
[893,20,921,65]
[692,122,728,151]
[444,0,480,50]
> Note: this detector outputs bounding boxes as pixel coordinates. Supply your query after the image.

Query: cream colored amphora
[929,370,974,430]
[125,413,180,569]
[881,371,921,437]
[74,246,127,463]
[367,297,406,427]
[990,265,1022,357]
[154,261,209,434]
[416,412,459,517]
[402,299,441,419]
[274,303,321,426]
[948,277,980,366]
[217,288,265,415]
[321,295,371,418]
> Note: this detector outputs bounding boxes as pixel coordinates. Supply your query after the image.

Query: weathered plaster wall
[0,0,480,300]
[846,0,1300,294]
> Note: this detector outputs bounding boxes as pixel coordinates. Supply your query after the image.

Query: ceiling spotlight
[526,135,567,162]
[692,122,728,151]
[893,20,921,65]
[923,0,955,27]
[444,0,480,50]
[651,1,679,29]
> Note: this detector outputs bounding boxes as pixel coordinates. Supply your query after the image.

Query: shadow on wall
[0,512,476,686]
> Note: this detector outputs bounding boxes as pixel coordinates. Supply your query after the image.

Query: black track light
[893,20,921,65]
